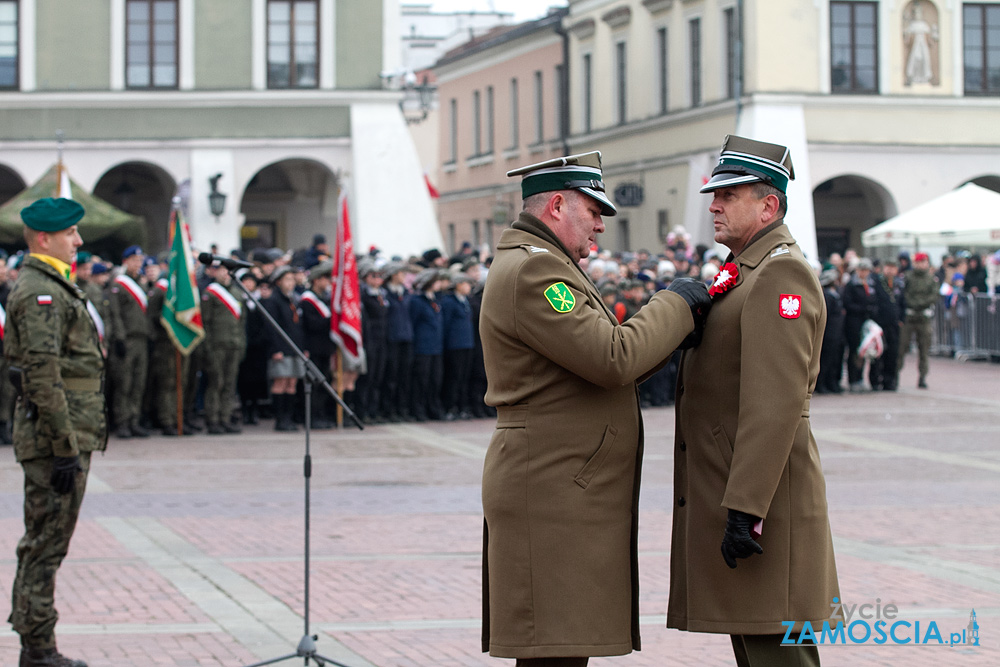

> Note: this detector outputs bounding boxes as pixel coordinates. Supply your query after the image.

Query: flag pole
[176,349,184,436]
[335,350,344,428]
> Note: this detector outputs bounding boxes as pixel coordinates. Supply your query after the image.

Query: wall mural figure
[903,1,940,86]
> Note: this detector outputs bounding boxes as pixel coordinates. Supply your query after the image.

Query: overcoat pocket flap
[575,424,618,489]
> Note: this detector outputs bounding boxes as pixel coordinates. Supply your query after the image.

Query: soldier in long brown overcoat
[668,136,840,667]
[480,152,711,665]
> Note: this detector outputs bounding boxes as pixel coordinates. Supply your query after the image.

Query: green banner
[160,209,205,355]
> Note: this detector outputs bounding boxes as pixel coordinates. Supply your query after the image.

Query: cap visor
[580,187,617,216]
[699,173,762,193]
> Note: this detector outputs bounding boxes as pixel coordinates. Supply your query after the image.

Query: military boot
[19,646,88,667]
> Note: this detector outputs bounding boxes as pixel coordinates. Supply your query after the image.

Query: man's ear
[761,193,780,222]
[547,192,566,219]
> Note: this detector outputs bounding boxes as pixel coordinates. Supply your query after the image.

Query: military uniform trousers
[150,342,190,428]
[730,634,820,667]
[110,334,148,428]
[204,346,243,426]
[898,314,932,379]
[9,452,91,650]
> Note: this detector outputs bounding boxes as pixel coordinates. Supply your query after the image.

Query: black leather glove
[721,509,763,569]
[667,278,712,349]
[113,339,127,357]
[51,456,82,495]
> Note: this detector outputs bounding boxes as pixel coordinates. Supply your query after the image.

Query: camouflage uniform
[898,267,937,384]
[5,255,107,651]
[201,281,246,431]
[106,272,150,431]
[147,283,190,433]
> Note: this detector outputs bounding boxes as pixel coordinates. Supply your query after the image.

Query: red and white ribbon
[114,274,148,313]
[206,283,242,319]
[300,290,331,318]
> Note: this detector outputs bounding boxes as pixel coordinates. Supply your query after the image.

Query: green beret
[21,197,85,232]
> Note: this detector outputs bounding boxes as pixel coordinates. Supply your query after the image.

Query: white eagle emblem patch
[779,294,802,319]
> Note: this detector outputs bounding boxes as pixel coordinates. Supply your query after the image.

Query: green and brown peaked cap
[701,135,795,194]
[507,151,617,216]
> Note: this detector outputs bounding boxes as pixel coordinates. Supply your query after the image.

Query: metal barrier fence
[930,293,1000,361]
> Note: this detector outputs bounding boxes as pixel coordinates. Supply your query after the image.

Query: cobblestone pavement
[2,355,999,667]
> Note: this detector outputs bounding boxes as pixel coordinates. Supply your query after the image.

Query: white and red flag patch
[779,294,802,319]
[37,295,53,305]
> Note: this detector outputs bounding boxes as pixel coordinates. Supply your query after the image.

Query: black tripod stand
[224,266,364,667]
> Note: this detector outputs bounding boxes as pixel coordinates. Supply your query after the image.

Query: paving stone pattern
[1,356,998,666]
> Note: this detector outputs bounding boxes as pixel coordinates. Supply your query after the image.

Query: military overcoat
[480,213,694,659]
[5,256,107,462]
[668,222,840,635]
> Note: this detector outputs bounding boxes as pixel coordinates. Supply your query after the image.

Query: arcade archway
[813,175,897,260]
[94,162,177,257]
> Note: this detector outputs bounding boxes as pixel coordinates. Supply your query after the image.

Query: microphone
[198,252,253,271]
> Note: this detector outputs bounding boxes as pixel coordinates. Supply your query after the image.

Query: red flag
[330,192,365,366]
[424,172,440,199]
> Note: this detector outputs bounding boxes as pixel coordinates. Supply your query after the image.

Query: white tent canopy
[861,183,1000,248]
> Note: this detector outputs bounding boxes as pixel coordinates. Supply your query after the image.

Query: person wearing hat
[480,152,710,664]
[898,252,937,388]
[237,270,270,426]
[869,259,903,392]
[381,261,415,422]
[200,263,247,434]
[354,260,389,424]
[299,261,336,428]
[106,244,151,438]
[262,265,307,431]
[816,268,846,395]
[440,272,475,420]
[407,268,446,421]
[668,136,840,666]
[842,257,878,393]
[6,198,105,667]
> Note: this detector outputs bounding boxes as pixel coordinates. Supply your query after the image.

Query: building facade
[433,8,570,255]
[0,0,442,258]
[434,0,1000,261]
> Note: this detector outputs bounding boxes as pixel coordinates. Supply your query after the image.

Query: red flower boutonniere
[708,262,739,298]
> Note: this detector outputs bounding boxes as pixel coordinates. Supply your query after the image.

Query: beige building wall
[434,17,567,255]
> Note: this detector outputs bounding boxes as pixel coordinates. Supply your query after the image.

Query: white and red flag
[329,192,365,368]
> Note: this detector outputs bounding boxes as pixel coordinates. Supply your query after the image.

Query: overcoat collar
[501,212,615,321]
[729,220,796,270]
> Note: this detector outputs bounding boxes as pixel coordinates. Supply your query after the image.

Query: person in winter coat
[439,273,475,420]
[841,257,878,392]
[669,136,840,667]
[816,268,845,394]
[480,151,708,665]
[408,268,446,421]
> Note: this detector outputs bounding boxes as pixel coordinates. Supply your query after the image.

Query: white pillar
[349,102,443,257]
[736,102,819,262]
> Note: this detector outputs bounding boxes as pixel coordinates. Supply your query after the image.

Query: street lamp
[208,173,226,220]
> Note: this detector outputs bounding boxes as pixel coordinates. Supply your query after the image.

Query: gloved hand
[667,278,712,349]
[113,339,127,357]
[721,509,763,568]
[50,456,82,495]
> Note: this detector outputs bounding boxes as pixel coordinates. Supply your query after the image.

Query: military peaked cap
[507,151,617,216]
[701,135,795,194]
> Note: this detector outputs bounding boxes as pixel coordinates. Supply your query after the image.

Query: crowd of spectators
[0,227,997,441]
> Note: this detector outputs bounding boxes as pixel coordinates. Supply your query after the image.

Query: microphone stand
[226,266,363,667]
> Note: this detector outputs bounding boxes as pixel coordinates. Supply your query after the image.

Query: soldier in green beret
[6,197,105,667]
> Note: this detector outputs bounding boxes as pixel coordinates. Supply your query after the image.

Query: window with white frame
[0,0,16,89]
[615,40,627,124]
[486,85,494,153]
[448,98,457,163]
[724,6,742,99]
[689,17,701,106]
[533,70,544,144]
[964,3,1000,95]
[126,0,178,89]
[830,1,878,93]
[267,0,318,89]
[656,26,668,114]
[509,77,519,148]
[582,52,593,133]
[473,90,482,156]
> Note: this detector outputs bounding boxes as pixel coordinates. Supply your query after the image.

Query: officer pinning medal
[479,151,711,666]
